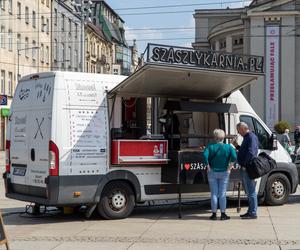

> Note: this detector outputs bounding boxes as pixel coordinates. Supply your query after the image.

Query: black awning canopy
[109,63,260,100]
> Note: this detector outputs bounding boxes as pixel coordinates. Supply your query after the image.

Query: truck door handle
[31,149,35,161]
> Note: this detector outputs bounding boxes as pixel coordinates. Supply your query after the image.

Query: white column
[226,36,232,53]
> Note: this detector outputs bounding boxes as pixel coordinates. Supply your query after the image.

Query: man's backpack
[246,152,277,180]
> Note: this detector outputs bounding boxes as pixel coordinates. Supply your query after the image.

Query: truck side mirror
[269,133,278,150]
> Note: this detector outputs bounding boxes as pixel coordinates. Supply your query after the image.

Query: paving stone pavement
[0,151,300,250]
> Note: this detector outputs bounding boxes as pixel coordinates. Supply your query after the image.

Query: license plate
[13,167,26,176]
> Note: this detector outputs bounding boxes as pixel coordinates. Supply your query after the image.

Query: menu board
[65,80,108,173]
[69,109,107,166]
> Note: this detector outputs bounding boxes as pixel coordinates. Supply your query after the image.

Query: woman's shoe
[220,213,230,220]
[209,213,217,220]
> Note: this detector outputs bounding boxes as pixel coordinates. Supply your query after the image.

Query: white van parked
[3,45,299,219]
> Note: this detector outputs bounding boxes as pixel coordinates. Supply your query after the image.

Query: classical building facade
[0,0,51,149]
[91,0,138,75]
[51,0,82,72]
[85,22,113,74]
[193,0,300,129]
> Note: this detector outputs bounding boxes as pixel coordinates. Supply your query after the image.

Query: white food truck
[4,44,299,219]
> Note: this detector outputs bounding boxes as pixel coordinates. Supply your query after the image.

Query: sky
[105,0,252,55]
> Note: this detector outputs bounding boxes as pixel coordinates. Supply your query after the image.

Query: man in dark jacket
[233,122,259,219]
[294,126,300,155]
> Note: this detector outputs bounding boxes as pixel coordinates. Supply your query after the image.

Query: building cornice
[194,8,244,18]
[247,0,295,14]
[247,10,300,16]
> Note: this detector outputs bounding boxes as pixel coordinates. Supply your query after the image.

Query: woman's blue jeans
[208,171,230,213]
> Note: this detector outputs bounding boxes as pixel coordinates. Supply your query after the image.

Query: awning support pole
[151,97,159,134]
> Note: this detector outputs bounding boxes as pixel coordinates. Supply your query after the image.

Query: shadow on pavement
[2,199,249,225]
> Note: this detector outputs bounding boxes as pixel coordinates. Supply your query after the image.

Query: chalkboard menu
[0,212,9,249]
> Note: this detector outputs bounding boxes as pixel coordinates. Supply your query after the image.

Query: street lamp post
[17,46,40,80]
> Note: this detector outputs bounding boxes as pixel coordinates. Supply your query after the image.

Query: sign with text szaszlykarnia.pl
[147,44,264,74]
[265,25,280,129]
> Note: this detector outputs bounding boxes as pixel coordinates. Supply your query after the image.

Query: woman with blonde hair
[203,129,237,220]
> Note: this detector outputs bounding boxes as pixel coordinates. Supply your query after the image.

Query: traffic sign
[0,95,7,106]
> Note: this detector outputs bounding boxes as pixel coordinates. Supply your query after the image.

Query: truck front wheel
[265,173,291,206]
[97,181,135,219]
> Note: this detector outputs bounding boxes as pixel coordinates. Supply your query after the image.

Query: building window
[25,37,29,57]
[1,70,5,94]
[32,11,36,28]
[8,29,12,51]
[86,38,89,53]
[0,0,5,10]
[8,0,12,14]
[68,18,72,31]
[54,39,57,61]
[61,43,65,62]
[68,46,71,64]
[61,14,65,31]
[233,36,244,46]
[41,43,44,62]
[25,6,29,24]
[46,0,49,7]
[17,2,21,18]
[74,49,78,66]
[220,39,226,49]
[54,8,57,26]
[41,16,44,32]
[45,46,49,64]
[0,26,4,49]
[46,18,49,34]
[75,23,78,38]
[41,0,44,4]
[17,34,21,52]
[8,72,12,96]
[32,40,37,61]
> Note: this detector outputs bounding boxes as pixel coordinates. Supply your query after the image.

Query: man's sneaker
[220,213,230,220]
[240,212,250,218]
[240,213,257,219]
[209,213,217,220]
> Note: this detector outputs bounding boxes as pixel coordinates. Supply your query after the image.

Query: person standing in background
[281,129,292,155]
[294,126,300,156]
[232,122,259,219]
[203,129,237,221]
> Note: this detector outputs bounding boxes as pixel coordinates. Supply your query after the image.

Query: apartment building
[51,0,82,71]
[0,0,51,149]
[85,22,113,74]
[92,0,138,75]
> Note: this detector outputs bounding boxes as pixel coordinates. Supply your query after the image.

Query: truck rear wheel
[265,173,291,206]
[97,181,135,219]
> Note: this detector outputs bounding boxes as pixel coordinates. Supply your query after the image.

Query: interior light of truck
[5,140,10,173]
[49,140,59,176]
[73,192,81,197]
